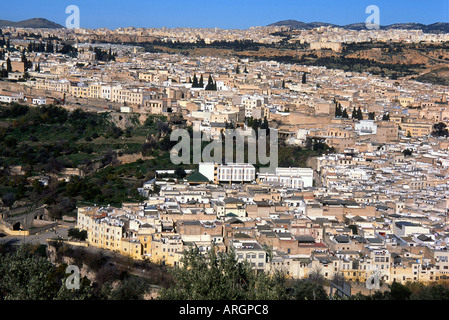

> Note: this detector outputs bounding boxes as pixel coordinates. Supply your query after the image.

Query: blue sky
[2,0,449,29]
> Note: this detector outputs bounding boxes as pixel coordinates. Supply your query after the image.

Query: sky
[2,0,449,29]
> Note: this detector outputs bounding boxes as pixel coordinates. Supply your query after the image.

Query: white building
[198,162,256,183]
[217,163,255,183]
[231,239,267,270]
[120,106,133,113]
[198,162,215,182]
[393,221,430,237]
[101,85,112,100]
[32,97,47,105]
[258,167,314,188]
[355,120,377,136]
[0,94,20,103]
[241,95,265,118]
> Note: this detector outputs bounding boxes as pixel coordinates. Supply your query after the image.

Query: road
[0,222,76,246]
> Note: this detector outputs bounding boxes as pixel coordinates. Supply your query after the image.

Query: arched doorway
[12,222,21,231]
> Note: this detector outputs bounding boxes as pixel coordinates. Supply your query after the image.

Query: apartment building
[241,95,266,118]
[231,239,267,271]
[143,98,168,114]
[400,122,433,137]
[150,234,184,266]
[198,162,256,184]
[257,167,313,188]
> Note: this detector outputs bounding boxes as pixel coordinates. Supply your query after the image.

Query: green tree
[159,246,288,300]
[402,148,413,157]
[302,72,307,84]
[105,277,150,300]
[432,122,449,137]
[291,279,328,300]
[205,74,216,91]
[335,103,342,117]
[0,244,93,300]
[348,224,358,235]
[192,74,199,87]
[351,107,357,119]
[67,228,88,241]
[356,107,363,120]
[6,57,12,73]
[174,167,187,180]
[387,282,412,300]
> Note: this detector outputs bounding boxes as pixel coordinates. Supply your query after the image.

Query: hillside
[268,19,449,33]
[0,18,64,29]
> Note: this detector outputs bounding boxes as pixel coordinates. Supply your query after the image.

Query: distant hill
[0,18,64,29]
[268,20,335,29]
[268,19,449,33]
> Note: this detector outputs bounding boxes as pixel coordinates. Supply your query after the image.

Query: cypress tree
[192,74,198,87]
[21,51,29,71]
[335,103,342,117]
[205,74,213,90]
[199,74,204,87]
[6,57,12,73]
[357,107,363,120]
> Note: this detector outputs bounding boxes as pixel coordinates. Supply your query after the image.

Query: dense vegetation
[2,242,449,300]
[0,242,170,300]
[137,38,436,79]
[159,245,449,300]
[0,104,181,217]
